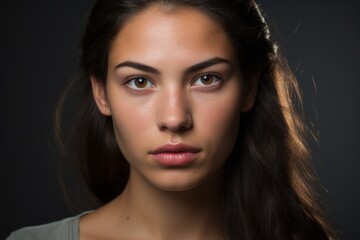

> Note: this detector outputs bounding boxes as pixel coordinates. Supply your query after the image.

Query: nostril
[178,124,193,132]
[159,125,167,131]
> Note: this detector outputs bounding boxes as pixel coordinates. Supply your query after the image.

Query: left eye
[126,77,154,90]
[193,74,221,86]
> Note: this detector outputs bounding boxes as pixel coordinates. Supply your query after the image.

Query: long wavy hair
[55,0,335,239]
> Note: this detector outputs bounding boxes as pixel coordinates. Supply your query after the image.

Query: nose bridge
[157,85,192,132]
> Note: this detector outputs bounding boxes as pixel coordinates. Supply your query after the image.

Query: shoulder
[6,212,90,240]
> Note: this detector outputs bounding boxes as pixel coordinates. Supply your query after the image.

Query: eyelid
[192,73,223,87]
[125,76,155,90]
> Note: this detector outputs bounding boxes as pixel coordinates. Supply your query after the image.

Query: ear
[240,72,260,112]
[90,76,112,116]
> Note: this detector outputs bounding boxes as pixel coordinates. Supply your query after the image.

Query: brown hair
[55,0,335,239]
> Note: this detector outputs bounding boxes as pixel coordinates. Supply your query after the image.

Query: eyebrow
[114,57,232,75]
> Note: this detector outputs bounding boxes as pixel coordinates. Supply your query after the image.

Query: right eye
[126,77,154,90]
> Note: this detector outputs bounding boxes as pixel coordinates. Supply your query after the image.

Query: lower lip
[152,152,198,167]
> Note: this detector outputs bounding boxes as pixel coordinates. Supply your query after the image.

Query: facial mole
[126,217,130,221]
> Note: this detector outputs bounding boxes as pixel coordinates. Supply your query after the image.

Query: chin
[147,169,214,192]
[156,182,201,192]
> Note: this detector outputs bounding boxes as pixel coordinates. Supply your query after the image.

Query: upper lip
[150,143,201,154]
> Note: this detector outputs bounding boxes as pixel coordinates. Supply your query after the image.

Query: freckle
[126,217,130,221]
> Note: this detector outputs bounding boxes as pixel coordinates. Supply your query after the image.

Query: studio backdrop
[1,1,359,239]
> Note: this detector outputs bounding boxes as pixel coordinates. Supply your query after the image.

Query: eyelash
[125,76,155,90]
[124,73,223,91]
[192,73,223,88]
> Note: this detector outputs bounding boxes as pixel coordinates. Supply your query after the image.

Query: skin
[81,5,258,240]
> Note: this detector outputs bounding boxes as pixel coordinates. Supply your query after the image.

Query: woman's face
[92,6,255,191]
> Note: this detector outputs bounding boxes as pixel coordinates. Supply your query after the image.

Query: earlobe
[90,76,112,116]
[240,72,260,112]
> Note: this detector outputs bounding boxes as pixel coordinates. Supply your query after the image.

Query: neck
[115,168,225,239]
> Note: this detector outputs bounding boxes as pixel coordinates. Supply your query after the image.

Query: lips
[150,143,201,167]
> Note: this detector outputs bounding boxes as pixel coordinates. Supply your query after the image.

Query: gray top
[6,212,89,240]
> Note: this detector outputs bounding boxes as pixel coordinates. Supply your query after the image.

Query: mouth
[150,143,201,167]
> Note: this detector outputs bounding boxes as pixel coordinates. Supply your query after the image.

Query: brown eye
[193,74,221,86]
[127,77,154,90]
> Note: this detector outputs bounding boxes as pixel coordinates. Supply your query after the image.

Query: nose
[157,89,193,132]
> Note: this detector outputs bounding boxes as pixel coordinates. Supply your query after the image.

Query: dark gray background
[1,1,359,239]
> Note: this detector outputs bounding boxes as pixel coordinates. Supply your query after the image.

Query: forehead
[108,5,236,67]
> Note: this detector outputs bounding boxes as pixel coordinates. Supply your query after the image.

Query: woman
[8,0,335,239]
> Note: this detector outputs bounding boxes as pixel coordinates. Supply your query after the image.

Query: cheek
[107,96,155,160]
[196,91,241,155]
